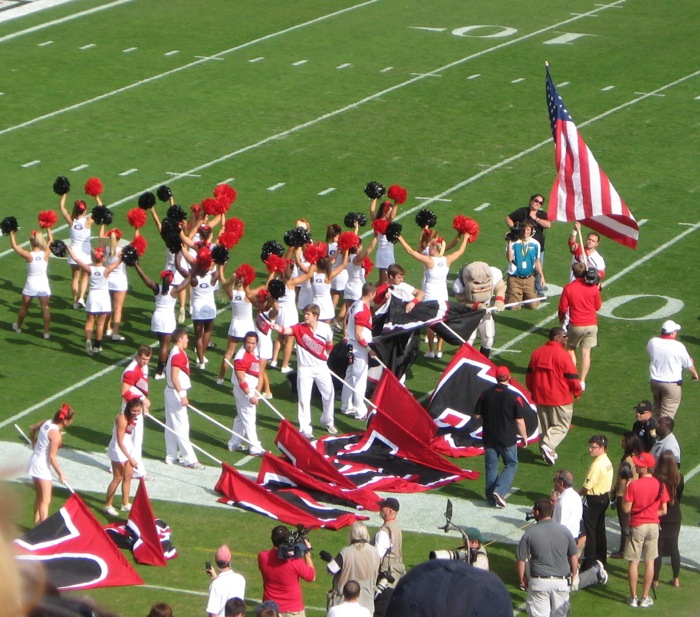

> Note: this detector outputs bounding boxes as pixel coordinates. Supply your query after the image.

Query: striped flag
[546,65,639,248]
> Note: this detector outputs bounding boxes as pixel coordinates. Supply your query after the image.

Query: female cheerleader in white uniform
[103,228,129,342]
[59,194,95,309]
[370,198,398,284]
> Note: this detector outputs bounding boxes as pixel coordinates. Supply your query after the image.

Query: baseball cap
[661,320,681,334]
[634,400,653,414]
[386,559,512,617]
[378,497,400,512]
[254,601,280,615]
[215,545,231,562]
[495,366,510,380]
[632,452,656,468]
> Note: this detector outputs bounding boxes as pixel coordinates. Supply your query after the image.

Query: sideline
[0,0,130,31]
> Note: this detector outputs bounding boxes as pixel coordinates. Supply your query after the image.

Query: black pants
[582,494,610,570]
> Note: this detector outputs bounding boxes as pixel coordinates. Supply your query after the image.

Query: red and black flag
[428,344,539,457]
[14,494,144,590]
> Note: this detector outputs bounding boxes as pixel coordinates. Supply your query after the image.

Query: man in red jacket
[558,263,602,391]
[526,327,583,465]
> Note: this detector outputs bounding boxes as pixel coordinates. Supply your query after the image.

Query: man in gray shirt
[651,416,681,465]
[516,498,578,616]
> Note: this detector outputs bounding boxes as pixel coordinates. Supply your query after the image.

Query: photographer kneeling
[258,525,315,617]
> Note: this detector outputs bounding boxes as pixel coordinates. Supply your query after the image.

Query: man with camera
[504,220,544,310]
[516,498,578,617]
[257,525,315,617]
[205,545,246,617]
[558,262,602,391]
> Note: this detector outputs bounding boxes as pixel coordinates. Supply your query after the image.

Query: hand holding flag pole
[224,358,285,420]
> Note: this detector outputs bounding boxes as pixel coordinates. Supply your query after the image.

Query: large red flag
[127,480,167,566]
[15,494,144,590]
[546,64,639,248]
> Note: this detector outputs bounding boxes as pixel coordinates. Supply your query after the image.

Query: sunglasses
[533,199,544,205]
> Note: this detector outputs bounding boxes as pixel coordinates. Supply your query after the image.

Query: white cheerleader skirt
[86,290,112,314]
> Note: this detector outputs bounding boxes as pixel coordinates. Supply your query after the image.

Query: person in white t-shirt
[205,545,246,617]
[327,580,371,617]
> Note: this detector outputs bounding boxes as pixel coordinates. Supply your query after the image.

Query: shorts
[566,325,598,349]
[624,523,659,562]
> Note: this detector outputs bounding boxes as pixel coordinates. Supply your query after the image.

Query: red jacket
[526,341,582,405]
[558,279,601,326]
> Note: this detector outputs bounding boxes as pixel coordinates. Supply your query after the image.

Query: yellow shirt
[583,453,614,495]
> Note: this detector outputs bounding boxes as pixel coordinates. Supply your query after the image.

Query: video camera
[504,222,524,242]
[583,266,601,286]
[277,524,312,561]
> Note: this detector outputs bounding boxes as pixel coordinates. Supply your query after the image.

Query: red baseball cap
[632,452,656,468]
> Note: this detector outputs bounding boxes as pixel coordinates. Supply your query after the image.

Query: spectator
[206,545,246,617]
[147,603,173,617]
[253,601,279,617]
[622,452,670,608]
[374,498,406,587]
[646,320,698,419]
[224,597,246,617]
[610,432,642,559]
[504,220,544,310]
[327,580,371,617]
[552,470,583,545]
[653,450,684,589]
[258,526,315,616]
[651,417,681,466]
[526,327,582,465]
[631,400,657,452]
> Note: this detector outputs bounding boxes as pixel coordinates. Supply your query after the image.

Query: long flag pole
[224,359,285,420]
[187,403,264,451]
[146,414,222,465]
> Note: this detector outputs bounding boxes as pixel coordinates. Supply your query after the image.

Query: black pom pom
[166,204,187,223]
[91,205,113,226]
[156,185,173,202]
[343,212,368,228]
[385,222,402,244]
[121,245,139,266]
[355,212,367,227]
[415,209,437,229]
[1,216,19,236]
[260,240,284,262]
[211,244,229,266]
[283,227,312,247]
[49,239,67,258]
[53,176,71,196]
[160,218,182,253]
[138,192,156,210]
[364,181,386,200]
[268,279,286,300]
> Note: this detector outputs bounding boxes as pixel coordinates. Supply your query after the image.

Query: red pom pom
[213,183,237,208]
[223,217,245,243]
[372,219,389,235]
[362,256,374,277]
[337,231,360,252]
[452,215,480,242]
[387,184,407,205]
[38,210,58,229]
[196,246,212,271]
[126,208,147,229]
[217,231,237,249]
[84,177,103,197]
[303,242,328,265]
[235,263,256,287]
[131,235,147,256]
[201,197,223,216]
[106,228,123,240]
[256,288,270,302]
[265,254,288,273]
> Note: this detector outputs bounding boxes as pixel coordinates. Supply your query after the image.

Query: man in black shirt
[632,400,657,452]
[474,366,529,508]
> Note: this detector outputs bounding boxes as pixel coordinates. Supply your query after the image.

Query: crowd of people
[11,182,698,617]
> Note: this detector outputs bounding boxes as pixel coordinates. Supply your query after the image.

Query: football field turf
[1,1,699,615]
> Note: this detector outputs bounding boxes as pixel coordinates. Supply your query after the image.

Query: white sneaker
[638,597,653,608]
[86,340,94,356]
[227,444,248,452]
[324,424,339,435]
[354,412,368,421]
[424,351,436,359]
[178,307,186,324]
[197,361,206,370]
[164,457,175,465]
[105,329,113,337]
[11,323,21,333]
[154,372,165,380]
[104,505,119,517]
[280,366,293,374]
[435,351,443,359]
[262,393,273,399]
[215,378,224,385]
[77,299,86,309]
[184,462,206,470]
[626,597,638,608]
[73,302,81,310]
[120,504,132,512]
[249,448,265,457]
[269,361,278,368]
[43,333,50,340]
[111,334,125,342]
[595,560,609,584]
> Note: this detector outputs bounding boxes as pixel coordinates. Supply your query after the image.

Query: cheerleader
[104,396,143,516]
[59,194,95,309]
[370,198,398,284]
[133,262,192,379]
[67,245,123,355]
[27,403,75,524]
[342,235,377,329]
[327,224,348,329]
[254,289,278,398]
[103,228,128,342]
[311,252,348,323]
[397,231,469,357]
[9,228,53,339]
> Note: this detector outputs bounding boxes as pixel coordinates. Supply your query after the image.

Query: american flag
[546,65,639,248]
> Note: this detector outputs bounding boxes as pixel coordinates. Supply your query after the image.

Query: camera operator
[205,545,246,617]
[504,221,544,310]
[257,525,315,617]
[374,499,406,586]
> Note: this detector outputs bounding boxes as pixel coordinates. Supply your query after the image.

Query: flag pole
[187,403,265,451]
[576,226,591,267]
[224,359,286,420]
[328,368,379,413]
[146,414,222,465]
[488,296,547,312]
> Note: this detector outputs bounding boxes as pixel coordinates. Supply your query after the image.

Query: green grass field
[1,0,699,615]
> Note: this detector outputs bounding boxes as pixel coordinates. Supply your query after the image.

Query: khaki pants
[650,380,682,419]
[537,404,574,453]
[505,275,539,310]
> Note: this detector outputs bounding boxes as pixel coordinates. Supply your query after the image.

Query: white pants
[527,577,571,617]
[297,365,335,435]
[163,387,198,465]
[230,384,263,453]
[341,343,370,417]
[468,313,496,350]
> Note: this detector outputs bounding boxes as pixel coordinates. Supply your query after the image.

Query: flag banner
[428,344,539,457]
[546,65,639,248]
[215,463,367,529]
[127,480,169,565]
[105,519,176,562]
[257,453,381,512]
[15,494,144,590]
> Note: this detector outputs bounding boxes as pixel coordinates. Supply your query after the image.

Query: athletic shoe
[215,378,225,385]
[197,361,206,370]
[280,366,293,374]
[595,560,609,584]
[424,351,436,359]
[638,597,653,608]
[94,346,103,354]
[178,307,186,324]
[249,448,265,457]
[227,444,247,452]
[11,323,21,333]
[541,444,557,466]
[43,333,50,340]
[203,356,209,364]
[626,597,638,608]
[120,504,132,512]
[207,341,215,349]
[262,393,273,399]
[269,361,278,368]
[77,299,86,309]
[154,372,165,380]
[324,424,339,435]
[492,492,507,509]
[354,412,368,421]
[111,334,125,342]
[341,408,355,416]
[86,340,94,356]
[105,329,113,337]
[435,351,443,359]
[103,506,119,517]
[184,462,206,470]
[73,302,81,310]
[302,431,314,441]
[164,457,175,465]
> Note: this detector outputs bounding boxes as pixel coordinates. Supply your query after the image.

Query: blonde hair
[29,231,47,251]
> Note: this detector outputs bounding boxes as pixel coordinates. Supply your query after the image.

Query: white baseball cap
[661,320,681,334]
